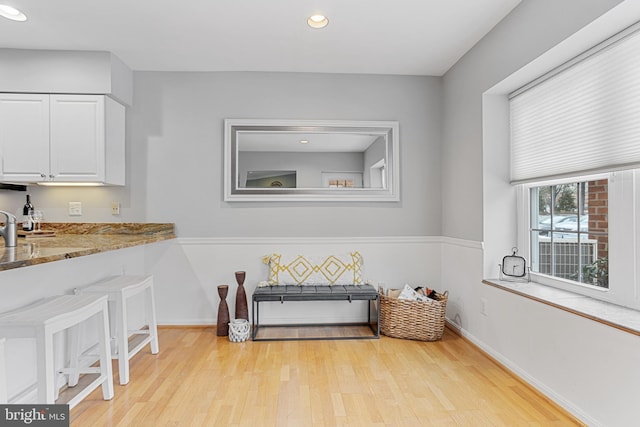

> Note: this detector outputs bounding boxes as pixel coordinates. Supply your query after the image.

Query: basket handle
[442,290,449,297]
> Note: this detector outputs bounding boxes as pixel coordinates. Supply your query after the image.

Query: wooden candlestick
[217,285,230,336]
[235,271,249,320]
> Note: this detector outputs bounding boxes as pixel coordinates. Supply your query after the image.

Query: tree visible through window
[529,180,609,288]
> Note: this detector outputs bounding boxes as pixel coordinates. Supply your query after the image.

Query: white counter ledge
[483,279,640,337]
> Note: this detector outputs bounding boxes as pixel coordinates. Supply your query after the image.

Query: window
[520,171,640,311]
[529,179,608,289]
[509,23,640,311]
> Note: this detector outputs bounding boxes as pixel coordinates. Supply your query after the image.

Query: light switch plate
[68,201,82,216]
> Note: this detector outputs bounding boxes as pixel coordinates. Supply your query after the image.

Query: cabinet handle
[49,174,55,180]
[40,173,47,179]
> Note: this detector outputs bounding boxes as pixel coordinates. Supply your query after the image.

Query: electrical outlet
[480,298,488,316]
[111,202,120,215]
[68,201,82,216]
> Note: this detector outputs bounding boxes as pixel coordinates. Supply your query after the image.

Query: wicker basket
[379,290,448,341]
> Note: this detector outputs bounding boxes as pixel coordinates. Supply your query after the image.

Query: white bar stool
[0,295,113,408]
[0,338,6,404]
[76,275,159,385]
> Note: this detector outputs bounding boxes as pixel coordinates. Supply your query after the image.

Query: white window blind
[510,24,640,183]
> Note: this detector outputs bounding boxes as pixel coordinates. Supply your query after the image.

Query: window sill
[482,279,640,336]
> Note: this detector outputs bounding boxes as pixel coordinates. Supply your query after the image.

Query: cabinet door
[50,94,105,182]
[0,94,50,182]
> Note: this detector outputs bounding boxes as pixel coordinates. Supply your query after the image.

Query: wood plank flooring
[70,326,583,426]
[254,324,377,340]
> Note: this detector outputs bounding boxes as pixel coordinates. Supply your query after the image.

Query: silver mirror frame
[223,119,400,202]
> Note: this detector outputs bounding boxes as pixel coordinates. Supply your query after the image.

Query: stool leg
[0,338,7,404]
[66,323,81,387]
[116,293,129,385]
[67,286,82,388]
[36,327,57,404]
[97,304,114,400]
[147,284,159,354]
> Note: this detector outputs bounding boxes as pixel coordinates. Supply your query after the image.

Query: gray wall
[238,151,363,188]
[363,136,386,187]
[441,0,623,241]
[438,1,640,425]
[1,4,637,423]
[132,71,442,237]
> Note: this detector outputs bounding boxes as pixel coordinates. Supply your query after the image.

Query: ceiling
[0,0,522,76]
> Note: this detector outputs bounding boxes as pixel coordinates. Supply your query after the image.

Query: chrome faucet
[0,210,17,247]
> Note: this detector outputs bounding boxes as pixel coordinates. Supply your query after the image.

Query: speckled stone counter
[0,223,175,271]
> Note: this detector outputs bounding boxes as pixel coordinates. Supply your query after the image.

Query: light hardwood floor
[70,326,582,426]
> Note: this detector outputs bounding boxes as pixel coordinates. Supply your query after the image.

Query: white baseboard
[445,317,600,427]
[158,319,215,326]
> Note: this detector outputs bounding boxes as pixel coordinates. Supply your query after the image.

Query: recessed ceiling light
[300,140,309,144]
[307,14,328,29]
[0,4,26,22]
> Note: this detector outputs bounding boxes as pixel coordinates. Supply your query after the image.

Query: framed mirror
[223,119,400,201]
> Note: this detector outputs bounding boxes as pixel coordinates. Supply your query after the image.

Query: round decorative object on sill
[499,247,530,282]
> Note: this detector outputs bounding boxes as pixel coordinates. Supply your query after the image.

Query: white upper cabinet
[0,93,125,185]
[0,94,50,182]
[50,94,105,182]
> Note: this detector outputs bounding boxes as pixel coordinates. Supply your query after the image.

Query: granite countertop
[0,223,175,272]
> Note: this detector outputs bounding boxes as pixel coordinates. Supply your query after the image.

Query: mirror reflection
[224,119,399,202]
